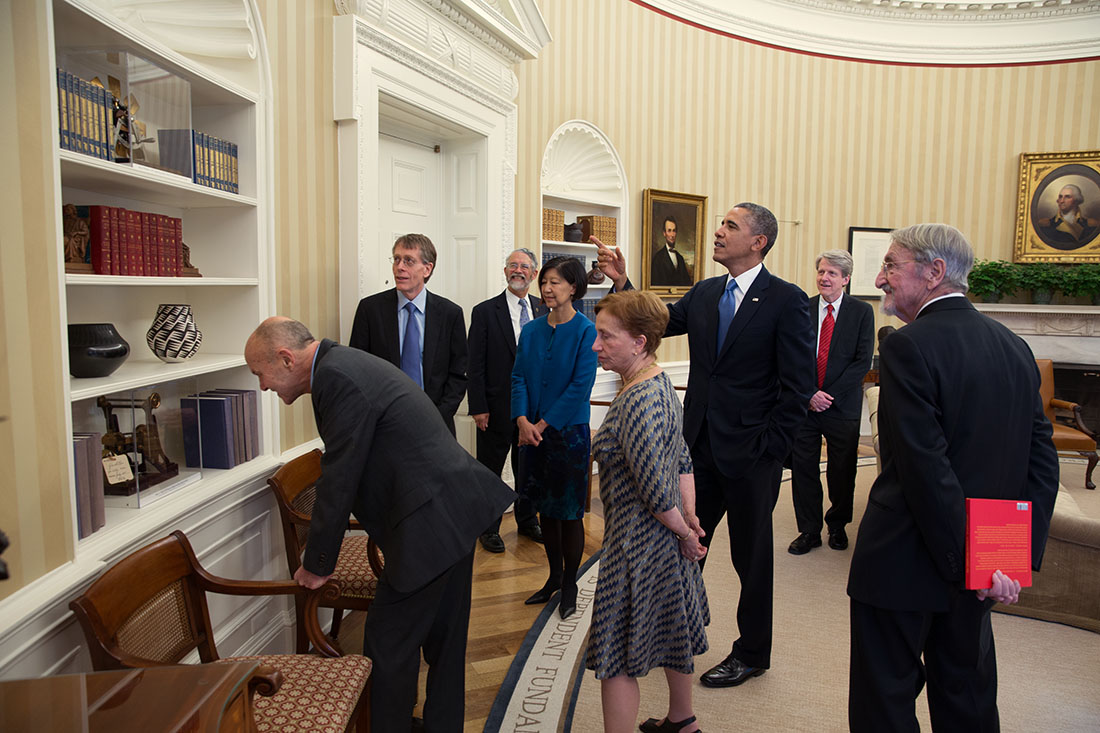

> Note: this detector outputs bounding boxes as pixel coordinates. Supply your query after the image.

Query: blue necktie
[519,298,530,330]
[401,301,422,388]
[717,279,738,352]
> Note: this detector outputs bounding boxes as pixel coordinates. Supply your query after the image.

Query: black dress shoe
[788,532,822,555]
[518,524,545,543]
[559,583,577,619]
[524,581,561,605]
[700,655,765,688]
[828,527,849,550]
[479,531,505,553]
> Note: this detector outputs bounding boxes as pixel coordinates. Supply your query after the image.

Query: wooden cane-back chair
[267,449,384,653]
[69,530,372,732]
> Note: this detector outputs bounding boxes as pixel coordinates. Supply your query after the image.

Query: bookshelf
[49,0,273,549]
[540,121,629,320]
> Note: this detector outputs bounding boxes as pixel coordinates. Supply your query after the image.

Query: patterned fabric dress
[585,372,709,679]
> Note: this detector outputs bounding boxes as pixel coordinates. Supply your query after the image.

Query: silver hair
[508,248,538,268]
[889,223,973,293]
[816,249,854,279]
[733,202,779,257]
[1060,184,1084,206]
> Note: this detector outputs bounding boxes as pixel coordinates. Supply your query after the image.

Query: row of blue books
[180,389,259,470]
[158,129,240,193]
[57,67,116,160]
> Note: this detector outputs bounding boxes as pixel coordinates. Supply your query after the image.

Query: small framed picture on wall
[847,227,893,297]
[642,189,707,294]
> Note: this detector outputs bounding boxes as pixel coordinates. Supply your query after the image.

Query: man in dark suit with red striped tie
[788,250,875,555]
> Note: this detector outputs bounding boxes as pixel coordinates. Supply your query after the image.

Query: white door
[376,135,442,293]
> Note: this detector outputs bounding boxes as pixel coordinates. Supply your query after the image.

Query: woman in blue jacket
[512,256,599,619]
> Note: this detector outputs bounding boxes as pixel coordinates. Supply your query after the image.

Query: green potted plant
[1016,262,1066,304]
[968,260,1018,303]
[1063,263,1100,305]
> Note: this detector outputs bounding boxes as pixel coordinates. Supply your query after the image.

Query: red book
[87,205,111,274]
[965,498,1032,590]
[124,209,140,275]
[140,211,153,276]
[156,214,168,276]
[173,217,183,275]
[108,207,121,275]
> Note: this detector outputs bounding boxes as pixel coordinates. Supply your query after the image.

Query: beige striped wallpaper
[0,0,72,600]
[254,0,339,452]
[515,0,1100,362]
[2,0,1098,597]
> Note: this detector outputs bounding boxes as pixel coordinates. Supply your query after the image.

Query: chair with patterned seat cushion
[69,530,371,732]
[267,448,384,653]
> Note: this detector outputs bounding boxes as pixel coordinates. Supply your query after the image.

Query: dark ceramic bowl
[68,323,130,378]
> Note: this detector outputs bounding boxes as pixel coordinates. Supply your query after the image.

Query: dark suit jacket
[666,266,816,479]
[466,291,546,432]
[348,288,468,433]
[812,293,875,420]
[304,339,516,593]
[651,246,692,286]
[847,298,1059,612]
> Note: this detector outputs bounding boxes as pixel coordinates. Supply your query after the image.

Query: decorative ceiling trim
[356,21,515,115]
[635,0,1100,65]
[336,0,551,62]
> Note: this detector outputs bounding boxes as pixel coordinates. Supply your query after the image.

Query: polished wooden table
[0,662,269,732]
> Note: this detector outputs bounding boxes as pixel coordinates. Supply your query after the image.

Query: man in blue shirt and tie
[467,248,546,552]
[349,234,468,436]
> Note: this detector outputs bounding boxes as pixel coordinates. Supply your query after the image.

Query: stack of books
[73,204,185,277]
[180,389,260,470]
[72,432,107,539]
[56,68,115,160]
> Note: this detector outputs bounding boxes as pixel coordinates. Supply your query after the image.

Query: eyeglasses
[880,260,915,275]
[505,263,535,272]
[390,256,424,268]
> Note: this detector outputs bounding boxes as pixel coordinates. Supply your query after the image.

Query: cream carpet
[570,460,1100,732]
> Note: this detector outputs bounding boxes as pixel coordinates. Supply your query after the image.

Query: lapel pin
[751,297,759,302]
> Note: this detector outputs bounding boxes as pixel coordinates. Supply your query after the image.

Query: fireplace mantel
[973,304,1100,366]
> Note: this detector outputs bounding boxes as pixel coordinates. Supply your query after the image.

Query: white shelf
[60,151,256,209]
[543,192,622,209]
[67,275,259,287]
[69,354,247,401]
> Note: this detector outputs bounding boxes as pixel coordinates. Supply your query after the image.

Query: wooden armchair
[1037,359,1098,491]
[69,530,372,732]
[267,448,384,653]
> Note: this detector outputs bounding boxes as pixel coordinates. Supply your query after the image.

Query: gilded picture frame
[1013,150,1100,263]
[642,189,707,294]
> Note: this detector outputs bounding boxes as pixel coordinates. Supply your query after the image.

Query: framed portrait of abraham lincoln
[1014,150,1100,263]
[642,188,707,294]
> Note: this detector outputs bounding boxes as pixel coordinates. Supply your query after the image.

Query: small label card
[103,454,134,485]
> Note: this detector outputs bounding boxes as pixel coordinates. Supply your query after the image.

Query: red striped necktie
[817,303,834,389]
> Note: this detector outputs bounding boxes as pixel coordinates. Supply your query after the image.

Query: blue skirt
[517,423,590,520]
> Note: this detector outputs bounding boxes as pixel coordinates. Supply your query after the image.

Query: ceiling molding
[638,0,1100,65]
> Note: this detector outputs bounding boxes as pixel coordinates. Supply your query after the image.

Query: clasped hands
[678,513,708,562]
[516,416,546,447]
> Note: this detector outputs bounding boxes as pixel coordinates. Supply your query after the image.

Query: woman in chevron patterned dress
[585,291,709,733]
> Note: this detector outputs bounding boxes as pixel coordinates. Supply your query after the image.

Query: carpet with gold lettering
[485,552,601,733]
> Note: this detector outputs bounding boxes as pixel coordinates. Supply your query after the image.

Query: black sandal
[639,715,698,733]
